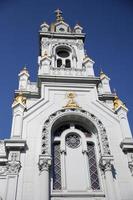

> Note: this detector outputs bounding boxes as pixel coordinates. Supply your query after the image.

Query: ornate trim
[42,108,111,156]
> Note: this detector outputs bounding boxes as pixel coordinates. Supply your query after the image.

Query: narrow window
[53,142,61,190]
[57,59,62,67]
[87,143,100,190]
[65,59,71,68]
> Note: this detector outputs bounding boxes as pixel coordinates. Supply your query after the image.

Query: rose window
[66,133,80,148]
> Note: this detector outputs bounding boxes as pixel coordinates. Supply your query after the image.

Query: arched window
[57,59,62,67]
[52,121,100,191]
[55,47,72,68]
[65,59,71,68]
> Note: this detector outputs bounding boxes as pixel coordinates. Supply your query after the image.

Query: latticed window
[53,142,61,190]
[87,143,100,190]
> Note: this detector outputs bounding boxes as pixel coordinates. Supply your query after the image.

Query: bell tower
[38,9,94,77]
[0,9,133,200]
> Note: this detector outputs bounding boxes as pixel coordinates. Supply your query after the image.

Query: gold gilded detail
[113,95,126,110]
[64,92,80,109]
[13,92,26,106]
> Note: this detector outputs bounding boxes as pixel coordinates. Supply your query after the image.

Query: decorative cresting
[42,108,111,156]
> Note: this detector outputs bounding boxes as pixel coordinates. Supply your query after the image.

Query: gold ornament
[13,92,26,106]
[113,95,126,110]
[64,92,80,109]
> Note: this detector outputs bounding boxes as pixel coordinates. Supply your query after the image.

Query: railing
[50,66,87,77]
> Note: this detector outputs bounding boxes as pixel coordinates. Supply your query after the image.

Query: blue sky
[0,0,133,139]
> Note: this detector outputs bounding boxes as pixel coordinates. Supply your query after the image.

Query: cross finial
[55,8,64,22]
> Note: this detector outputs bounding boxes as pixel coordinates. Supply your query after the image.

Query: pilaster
[99,155,117,200]
[38,155,51,200]
[11,93,26,138]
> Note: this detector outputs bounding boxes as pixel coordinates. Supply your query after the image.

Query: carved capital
[38,155,51,172]
[6,151,21,175]
[7,161,21,174]
[99,156,114,172]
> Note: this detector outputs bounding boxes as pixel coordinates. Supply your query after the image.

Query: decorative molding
[42,108,111,156]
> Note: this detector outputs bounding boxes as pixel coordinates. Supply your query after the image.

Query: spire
[55,8,64,22]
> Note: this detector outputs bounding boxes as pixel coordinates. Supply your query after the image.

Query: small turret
[99,69,111,94]
[18,66,30,91]
[40,22,49,32]
[74,23,83,34]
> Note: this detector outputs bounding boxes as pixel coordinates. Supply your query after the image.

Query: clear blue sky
[0,0,133,139]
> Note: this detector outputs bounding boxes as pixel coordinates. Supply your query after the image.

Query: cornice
[38,75,100,85]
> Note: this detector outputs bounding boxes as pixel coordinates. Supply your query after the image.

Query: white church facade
[0,9,133,200]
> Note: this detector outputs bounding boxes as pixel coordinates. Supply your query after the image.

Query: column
[38,155,51,200]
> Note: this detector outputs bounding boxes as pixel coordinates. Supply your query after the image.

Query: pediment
[54,21,70,33]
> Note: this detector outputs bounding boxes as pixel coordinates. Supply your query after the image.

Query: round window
[66,133,80,148]
[57,50,69,58]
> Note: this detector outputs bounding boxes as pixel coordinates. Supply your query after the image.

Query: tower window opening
[65,59,71,68]
[57,59,62,67]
